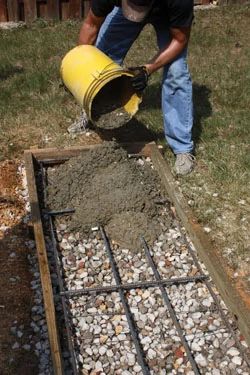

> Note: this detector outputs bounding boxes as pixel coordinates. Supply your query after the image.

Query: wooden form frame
[24,142,250,374]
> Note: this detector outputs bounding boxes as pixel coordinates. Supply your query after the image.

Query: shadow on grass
[95,117,165,143]
[193,83,212,145]
[0,64,24,81]
[92,81,212,145]
[93,82,163,143]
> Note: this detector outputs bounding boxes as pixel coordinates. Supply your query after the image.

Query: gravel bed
[19,154,250,374]
[55,224,250,374]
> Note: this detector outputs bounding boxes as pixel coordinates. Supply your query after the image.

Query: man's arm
[145,26,191,75]
[78,9,105,45]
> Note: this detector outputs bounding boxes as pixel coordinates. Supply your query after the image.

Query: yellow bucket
[60,45,142,129]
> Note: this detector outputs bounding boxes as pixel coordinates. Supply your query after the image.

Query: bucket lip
[84,70,137,122]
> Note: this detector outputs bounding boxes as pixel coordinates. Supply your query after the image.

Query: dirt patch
[0,160,38,375]
[47,142,170,249]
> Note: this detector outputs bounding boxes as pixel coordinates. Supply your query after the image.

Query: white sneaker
[174,153,196,175]
[67,110,89,134]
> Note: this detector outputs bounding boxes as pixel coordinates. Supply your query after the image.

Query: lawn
[0,5,249,276]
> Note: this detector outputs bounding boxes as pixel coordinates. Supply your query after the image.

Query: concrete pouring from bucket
[91,76,135,129]
[61,45,142,129]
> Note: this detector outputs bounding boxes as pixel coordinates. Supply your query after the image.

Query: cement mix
[47,142,171,249]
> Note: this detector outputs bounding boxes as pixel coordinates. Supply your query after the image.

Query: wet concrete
[47,142,171,249]
[91,76,135,129]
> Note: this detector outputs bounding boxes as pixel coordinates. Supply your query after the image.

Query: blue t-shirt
[91,0,194,27]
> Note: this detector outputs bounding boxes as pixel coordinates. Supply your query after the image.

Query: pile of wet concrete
[47,142,171,249]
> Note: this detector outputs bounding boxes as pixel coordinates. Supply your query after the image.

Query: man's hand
[128,66,150,92]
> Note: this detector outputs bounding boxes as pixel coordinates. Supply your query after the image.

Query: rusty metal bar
[48,216,78,375]
[141,236,201,375]
[175,224,250,368]
[60,274,208,297]
[100,226,150,375]
[44,208,75,216]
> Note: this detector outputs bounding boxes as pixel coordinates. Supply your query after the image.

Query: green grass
[0,6,249,271]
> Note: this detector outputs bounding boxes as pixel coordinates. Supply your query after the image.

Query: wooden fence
[0,0,246,23]
[0,0,90,22]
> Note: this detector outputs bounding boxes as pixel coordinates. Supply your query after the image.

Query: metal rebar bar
[60,274,208,297]
[141,236,201,375]
[39,162,48,205]
[44,208,75,216]
[47,223,77,373]
[48,217,79,375]
[39,157,70,165]
[100,226,150,375]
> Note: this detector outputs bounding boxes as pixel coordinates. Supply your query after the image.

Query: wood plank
[37,0,48,19]
[23,0,37,22]
[69,0,81,18]
[47,0,59,19]
[26,142,153,160]
[0,0,8,21]
[7,0,19,21]
[150,144,250,346]
[83,0,90,17]
[24,151,64,375]
[61,0,69,20]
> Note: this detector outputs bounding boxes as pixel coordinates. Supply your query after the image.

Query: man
[70,0,195,175]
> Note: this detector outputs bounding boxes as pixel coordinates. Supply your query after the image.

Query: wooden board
[47,0,59,19]
[24,151,64,375]
[27,142,154,161]
[7,0,19,21]
[23,0,36,22]
[60,0,69,20]
[69,0,81,18]
[0,0,8,21]
[83,0,90,17]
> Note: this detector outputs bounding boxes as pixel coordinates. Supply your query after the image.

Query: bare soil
[0,161,38,375]
[47,142,170,249]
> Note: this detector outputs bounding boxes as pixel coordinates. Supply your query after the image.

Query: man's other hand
[128,66,149,92]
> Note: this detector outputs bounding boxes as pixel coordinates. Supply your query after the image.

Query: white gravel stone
[133,364,142,373]
[99,346,107,356]
[127,353,136,366]
[23,344,31,351]
[191,342,201,352]
[232,356,242,365]
[195,353,207,367]
[227,347,240,356]
[12,342,20,349]
[147,348,156,359]
[212,369,221,375]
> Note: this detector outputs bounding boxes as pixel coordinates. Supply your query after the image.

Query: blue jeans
[96,7,193,154]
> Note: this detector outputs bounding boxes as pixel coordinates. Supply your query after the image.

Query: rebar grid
[38,160,250,374]
[141,236,201,374]
[174,221,250,368]
[100,226,151,375]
